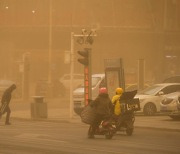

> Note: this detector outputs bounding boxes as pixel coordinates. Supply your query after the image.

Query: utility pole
[138,59,145,91]
[48,0,53,97]
[163,0,168,30]
[22,52,30,101]
[70,32,75,119]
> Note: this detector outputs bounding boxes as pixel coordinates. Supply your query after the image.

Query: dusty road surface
[0,119,180,154]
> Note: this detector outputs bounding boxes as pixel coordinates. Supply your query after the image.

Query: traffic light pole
[70,31,96,118]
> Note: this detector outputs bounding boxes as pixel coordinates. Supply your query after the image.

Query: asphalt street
[0,119,180,154]
[5,97,180,132]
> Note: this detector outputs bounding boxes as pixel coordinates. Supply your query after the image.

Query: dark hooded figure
[0,84,16,125]
[88,87,113,138]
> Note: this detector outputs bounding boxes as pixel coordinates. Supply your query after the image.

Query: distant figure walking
[0,84,16,125]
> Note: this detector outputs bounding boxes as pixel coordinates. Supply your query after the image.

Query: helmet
[116,88,123,95]
[99,87,108,94]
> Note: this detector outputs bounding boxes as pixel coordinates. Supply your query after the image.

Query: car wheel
[143,103,157,116]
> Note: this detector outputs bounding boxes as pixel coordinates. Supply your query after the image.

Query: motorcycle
[80,100,116,139]
[113,90,140,136]
[88,118,116,139]
[113,110,135,136]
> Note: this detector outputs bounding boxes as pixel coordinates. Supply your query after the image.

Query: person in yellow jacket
[111,87,123,116]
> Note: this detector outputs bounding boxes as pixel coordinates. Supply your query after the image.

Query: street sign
[104,58,125,98]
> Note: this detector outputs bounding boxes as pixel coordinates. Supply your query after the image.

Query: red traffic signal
[77,48,91,66]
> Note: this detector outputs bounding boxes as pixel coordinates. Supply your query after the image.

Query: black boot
[5,107,11,125]
[5,122,11,125]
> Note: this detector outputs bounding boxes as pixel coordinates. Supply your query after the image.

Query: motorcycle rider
[111,87,123,128]
[112,88,123,115]
[88,87,113,138]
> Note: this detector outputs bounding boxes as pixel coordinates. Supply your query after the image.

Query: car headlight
[161,98,173,105]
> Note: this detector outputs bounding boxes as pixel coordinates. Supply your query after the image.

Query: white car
[160,92,180,113]
[135,83,180,116]
[73,74,105,115]
[59,74,84,90]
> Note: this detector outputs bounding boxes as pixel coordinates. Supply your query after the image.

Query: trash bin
[30,96,48,119]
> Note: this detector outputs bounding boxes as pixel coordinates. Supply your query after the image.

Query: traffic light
[77,48,91,66]
[77,48,92,105]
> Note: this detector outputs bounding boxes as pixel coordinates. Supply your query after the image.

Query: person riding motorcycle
[112,88,123,116]
[88,87,113,138]
[111,88,124,128]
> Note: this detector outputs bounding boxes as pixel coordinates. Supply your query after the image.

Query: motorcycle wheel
[105,131,113,139]
[126,128,133,136]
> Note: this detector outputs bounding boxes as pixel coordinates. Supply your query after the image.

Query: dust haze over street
[0,0,180,154]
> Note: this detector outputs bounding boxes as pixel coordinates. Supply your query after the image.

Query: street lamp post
[48,0,53,97]
[69,30,97,118]
[70,32,75,119]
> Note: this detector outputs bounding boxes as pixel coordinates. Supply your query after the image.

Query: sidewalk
[6,98,180,132]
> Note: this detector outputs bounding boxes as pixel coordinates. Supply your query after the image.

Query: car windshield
[79,77,101,88]
[92,77,101,87]
[138,85,163,95]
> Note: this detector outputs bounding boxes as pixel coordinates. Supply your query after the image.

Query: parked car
[163,75,180,83]
[135,83,180,116]
[160,91,180,113]
[73,74,105,115]
[35,79,65,97]
[59,74,84,90]
[125,83,150,92]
